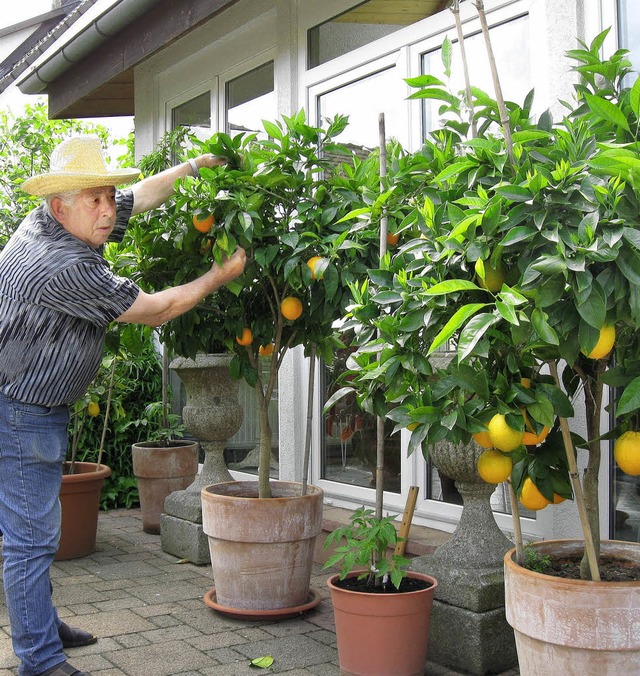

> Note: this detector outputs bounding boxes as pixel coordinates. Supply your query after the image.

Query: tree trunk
[258,402,272,498]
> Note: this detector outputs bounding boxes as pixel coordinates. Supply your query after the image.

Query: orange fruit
[519,477,551,511]
[236,327,253,346]
[475,259,506,292]
[477,449,513,484]
[281,296,303,321]
[87,401,100,417]
[521,410,550,446]
[307,256,325,279]
[259,343,275,357]
[386,232,400,246]
[614,431,640,476]
[552,493,567,504]
[583,324,615,360]
[487,413,523,452]
[472,430,494,449]
[192,213,214,233]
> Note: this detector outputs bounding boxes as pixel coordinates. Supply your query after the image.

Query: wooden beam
[47,0,238,119]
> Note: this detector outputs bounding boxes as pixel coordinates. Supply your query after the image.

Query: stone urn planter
[505,539,640,674]
[56,461,111,561]
[201,480,323,616]
[410,438,517,674]
[132,439,199,534]
[328,570,437,676]
[161,353,243,563]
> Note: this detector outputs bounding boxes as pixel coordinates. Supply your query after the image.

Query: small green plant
[124,400,185,445]
[523,545,552,575]
[323,507,411,590]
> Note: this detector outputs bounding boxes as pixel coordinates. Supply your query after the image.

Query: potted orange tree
[331,26,640,673]
[119,112,378,614]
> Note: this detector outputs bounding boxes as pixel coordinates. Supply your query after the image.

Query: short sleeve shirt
[0,190,140,406]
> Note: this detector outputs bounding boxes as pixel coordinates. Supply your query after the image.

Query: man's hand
[213,247,246,285]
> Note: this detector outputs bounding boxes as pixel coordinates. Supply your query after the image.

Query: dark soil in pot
[332,576,433,594]
[529,554,640,581]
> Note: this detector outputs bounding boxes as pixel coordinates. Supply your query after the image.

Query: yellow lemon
[487,413,523,452]
[281,296,303,321]
[477,449,513,484]
[519,477,551,511]
[614,431,640,476]
[583,324,615,360]
[87,401,100,417]
[472,430,494,449]
[475,259,506,292]
[307,256,326,279]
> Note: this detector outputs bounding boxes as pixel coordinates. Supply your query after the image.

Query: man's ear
[49,197,66,223]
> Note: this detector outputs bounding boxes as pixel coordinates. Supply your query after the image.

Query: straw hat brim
[22,168,141,197]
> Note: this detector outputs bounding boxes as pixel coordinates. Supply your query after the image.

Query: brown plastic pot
[56,462,111,561]
[504,539,640,674]
[201,480,323,612]
[132,440,199,534]
[328,570,438,676]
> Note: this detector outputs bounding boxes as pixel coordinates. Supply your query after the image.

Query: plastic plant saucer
[203,586,322,620]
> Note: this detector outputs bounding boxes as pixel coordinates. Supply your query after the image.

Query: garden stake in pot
[394,485,419,557]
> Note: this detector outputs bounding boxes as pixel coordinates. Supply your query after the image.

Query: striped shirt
[0,189,140,406]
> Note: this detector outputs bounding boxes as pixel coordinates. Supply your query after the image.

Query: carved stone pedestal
[160,353,243,564]
[410,440,518,675]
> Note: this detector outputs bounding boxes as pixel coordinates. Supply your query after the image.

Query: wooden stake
[548,360,601,581]
[507,480,524,565]
[394,486,420,556]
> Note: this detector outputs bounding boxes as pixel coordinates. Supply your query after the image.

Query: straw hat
[22,136,141,197]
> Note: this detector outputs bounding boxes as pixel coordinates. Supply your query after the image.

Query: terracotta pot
[328,570,438,676]
[504,540,640,674]
[132,440,199,534]
[56,462,111,561]
[201,480,323,612]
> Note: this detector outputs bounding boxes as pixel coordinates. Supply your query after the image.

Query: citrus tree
[332,30,640,580]
[117,111,379,498]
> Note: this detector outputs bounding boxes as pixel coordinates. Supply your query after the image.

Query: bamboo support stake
[450,0,478,138]
[507,480,524,565]
[472,0,514,165]
[548,360,600,581]
[375,112,388,521]
[301,345,317,496]
[394,486,419,556]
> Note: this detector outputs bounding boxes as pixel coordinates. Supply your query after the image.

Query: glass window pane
[322,346,401,493]
[619,0,640,77]
[226,62,276,137]
[309,0,449,68]
[421,15,531,133]
[317,66,405,149]
[172,92,211,139]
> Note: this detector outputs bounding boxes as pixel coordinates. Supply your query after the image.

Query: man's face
[53,186,117,248]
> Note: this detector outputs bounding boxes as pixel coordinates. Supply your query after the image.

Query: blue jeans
[0,393,69,675]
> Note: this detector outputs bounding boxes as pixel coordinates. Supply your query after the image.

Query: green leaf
[424,280,481,296]
[631,78,640,118]
[617,377,640,416]
[457,313,497,362]
[428,303,487,354]
[494,185,532,202]
[531,308,559,345]
[250,655,275,669]
[584,93,630,132]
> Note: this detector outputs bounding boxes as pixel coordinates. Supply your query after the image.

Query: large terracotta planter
[201,480,323,612]
[328,570,438,676]
[56,462,111,561]
[504,539,640,674]
[132,440,199,534]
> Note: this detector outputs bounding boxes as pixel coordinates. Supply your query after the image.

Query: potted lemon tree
[119,112,378,614]
[331,26,640,673]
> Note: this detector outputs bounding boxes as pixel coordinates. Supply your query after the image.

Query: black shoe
[37,661,91,675]
[58,622,98,649]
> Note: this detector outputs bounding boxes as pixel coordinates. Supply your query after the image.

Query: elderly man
[0,136,246,676]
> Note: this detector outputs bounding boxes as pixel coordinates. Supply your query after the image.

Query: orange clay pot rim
[505,539,640,587]
[327,570,438,595]
[203,586,321,620]
[202,480,323,500]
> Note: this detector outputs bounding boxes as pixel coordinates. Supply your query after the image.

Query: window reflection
[322,345,401,493]
[226,62,276,137]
